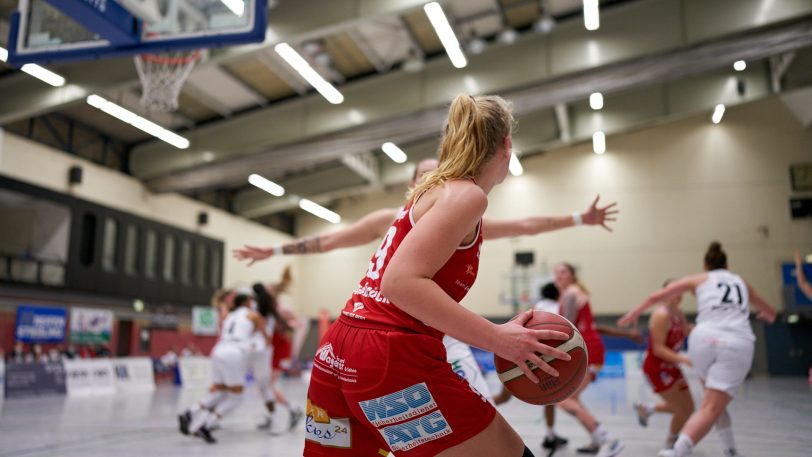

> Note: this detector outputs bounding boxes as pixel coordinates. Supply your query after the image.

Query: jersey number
[227,322,236,335]
[717,282,745,312]
[366,226,397,280]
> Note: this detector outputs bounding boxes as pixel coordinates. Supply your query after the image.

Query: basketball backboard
[6,0,267,65]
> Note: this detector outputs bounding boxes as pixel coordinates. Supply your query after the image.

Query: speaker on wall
[515,251,534,267]
[68,166,82,185]
[790,198,812,219]
[198,211,209,226]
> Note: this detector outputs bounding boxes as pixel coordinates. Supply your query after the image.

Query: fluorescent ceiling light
[381,142,408,164]
[583,0,600,31]
[220,0,245,16]
[274,42,344,104]
[248,173,285,197]
[0,46,7,62]
[711,104,725,124]
[589,92,604,110]
[21,64,66,87]
[86,94,189,149]
[424,2,467,69]
[509,152,524,176]
[592,131,606,154]
[299,198,341,224]
[733,60,746,71]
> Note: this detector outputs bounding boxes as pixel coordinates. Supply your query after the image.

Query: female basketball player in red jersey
[303,94,572,457]
[619,242,777,457]
[553,263,624,457]
[634,279,695,450]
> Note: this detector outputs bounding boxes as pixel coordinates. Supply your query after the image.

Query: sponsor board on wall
[63,359,116,396]
[178,356,211,388]
[15,305,67,343]
[113,357,155,392]
[70,308,113,344]
[4,362,67,398]
[192,306,219,336]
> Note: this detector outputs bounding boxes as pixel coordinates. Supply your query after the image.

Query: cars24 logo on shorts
[358,383,453,452]
[305,398,352,449]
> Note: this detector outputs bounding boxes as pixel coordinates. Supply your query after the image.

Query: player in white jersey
[619,242,776,457]
[251,282,303,433]
[233,159,619,403]
[178,293,268,444]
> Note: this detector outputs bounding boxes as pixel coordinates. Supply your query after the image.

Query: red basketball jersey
[644,310,686,366]
[340,200,483,339]
[572,301,605,365]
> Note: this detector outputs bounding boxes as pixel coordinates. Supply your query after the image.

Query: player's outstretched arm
[481,194,618,239]
[618,275,703,327]
[233,208,397,265]
[795,251,812,299]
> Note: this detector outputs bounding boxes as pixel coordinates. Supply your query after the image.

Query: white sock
[591,424,609,445]
[644,403,656,415]
[191,390,225,413]
[672,434,694,457]
[214,392,244,419]
[717,427,736,453]
[546,426,556,439]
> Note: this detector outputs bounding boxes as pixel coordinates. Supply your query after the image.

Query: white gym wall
[295,96,812,318]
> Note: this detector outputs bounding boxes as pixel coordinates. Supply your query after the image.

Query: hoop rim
[137,49,202,65]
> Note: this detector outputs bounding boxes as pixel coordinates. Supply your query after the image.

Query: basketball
[494,310,588,405]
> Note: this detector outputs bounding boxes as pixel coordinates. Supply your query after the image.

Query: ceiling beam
[143,16,812,193]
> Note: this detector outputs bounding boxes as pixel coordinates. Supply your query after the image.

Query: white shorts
[688,325,754,398]
[252,347,274,384]
[211,343,247,387]
[443,335,492,401]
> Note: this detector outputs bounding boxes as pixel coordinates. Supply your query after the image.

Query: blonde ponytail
[408,94,514,200]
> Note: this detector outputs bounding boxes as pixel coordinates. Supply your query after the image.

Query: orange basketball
[494,310,588,405]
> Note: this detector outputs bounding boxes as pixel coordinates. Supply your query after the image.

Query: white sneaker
[657,449,676,457]
[596,438,624,457]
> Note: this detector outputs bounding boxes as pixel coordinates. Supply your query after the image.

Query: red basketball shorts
[303,316,496,456]
[642,356,687,393]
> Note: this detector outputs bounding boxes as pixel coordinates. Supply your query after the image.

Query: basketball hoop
[134,49,201,112]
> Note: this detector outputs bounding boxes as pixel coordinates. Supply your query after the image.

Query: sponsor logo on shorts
[305,398,352,449]
[358,383,438,427]
[378,410,453,452]
[353,302,364,313]
[314,343,358,383]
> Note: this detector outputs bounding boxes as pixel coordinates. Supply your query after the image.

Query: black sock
[522,445,537,457]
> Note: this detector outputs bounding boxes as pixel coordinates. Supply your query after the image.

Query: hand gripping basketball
[494,310,589,405]
[493,310,571,383]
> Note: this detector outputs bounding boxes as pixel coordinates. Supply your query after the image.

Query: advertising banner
[178,356,211,388]
[113,357,155,392]
[15,305,67,343]
[70,307,113,344]
[192,306,219,336]
[4,362,67,398]
[63,359,116,396]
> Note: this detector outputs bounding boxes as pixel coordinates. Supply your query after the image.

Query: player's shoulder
[439,179,487,211]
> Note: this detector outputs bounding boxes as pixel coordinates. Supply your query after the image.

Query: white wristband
[272,245,283,255]
[572,212,583,226]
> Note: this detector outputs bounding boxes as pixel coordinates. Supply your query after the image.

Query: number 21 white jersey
[694,269,754,340]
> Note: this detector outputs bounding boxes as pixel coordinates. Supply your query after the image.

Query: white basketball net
[134,50,201,112]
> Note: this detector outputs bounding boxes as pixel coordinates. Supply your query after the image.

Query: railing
[0,251,66,286]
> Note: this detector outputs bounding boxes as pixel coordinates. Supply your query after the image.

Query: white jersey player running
[619,242,776,457]
[178,293,268,444]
